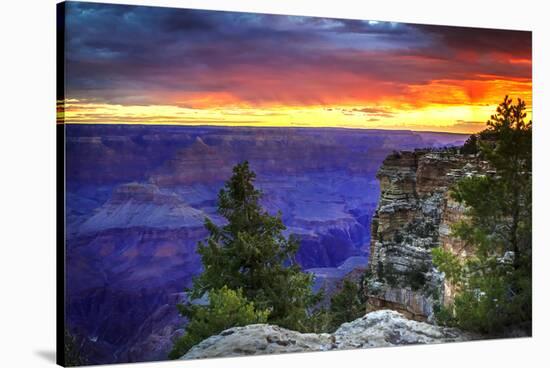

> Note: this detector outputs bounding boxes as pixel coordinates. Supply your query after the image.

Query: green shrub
[169,286,269,359]
[433,303,457,327]
[404,267,427,291]
[328,280,365,331]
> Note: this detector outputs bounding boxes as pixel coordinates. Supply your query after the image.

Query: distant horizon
[59,2,531,134]
[60,121,474,135]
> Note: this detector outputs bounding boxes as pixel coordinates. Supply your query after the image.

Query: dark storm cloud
[414,24,532,58]
[64,2,326,98]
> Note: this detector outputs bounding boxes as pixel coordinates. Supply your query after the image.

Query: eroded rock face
[366,150,488,321]
[181,310,475,359]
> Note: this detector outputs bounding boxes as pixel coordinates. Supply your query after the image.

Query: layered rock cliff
[365,149,489,321]
[181,310,476,359]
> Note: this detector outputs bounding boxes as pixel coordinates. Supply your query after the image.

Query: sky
[58,2,532,133]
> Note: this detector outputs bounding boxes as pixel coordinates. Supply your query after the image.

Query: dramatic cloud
[60,2,532,133]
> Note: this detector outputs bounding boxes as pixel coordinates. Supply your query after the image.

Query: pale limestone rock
[333,310,473,347]
[181,310,475,360]
[182,324,333,359]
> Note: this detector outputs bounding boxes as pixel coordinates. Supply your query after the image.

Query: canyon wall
[365,149,488,321]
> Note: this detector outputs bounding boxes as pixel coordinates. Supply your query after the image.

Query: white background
[1,0,549,367]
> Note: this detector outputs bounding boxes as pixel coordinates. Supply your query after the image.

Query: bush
[169,286,269,359]
[432,248,462,285]
[404,267,428,291]
[64,329,87,367]
[384,263,398,287]
[433,303,456,327]
[328,280,365,331]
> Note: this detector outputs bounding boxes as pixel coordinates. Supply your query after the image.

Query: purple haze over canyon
[64,125,466,363]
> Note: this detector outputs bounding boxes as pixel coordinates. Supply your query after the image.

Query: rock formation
[78,182,206,234]
[365,149,489,321]
[181,310,476,359]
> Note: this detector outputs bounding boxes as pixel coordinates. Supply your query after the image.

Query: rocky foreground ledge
[182,310,477,359]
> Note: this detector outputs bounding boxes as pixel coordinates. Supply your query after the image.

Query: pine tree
[183,162,320,337]
[433,96,532,334]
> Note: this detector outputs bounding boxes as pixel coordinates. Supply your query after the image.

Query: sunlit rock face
[181,310,476,360]
[366,150,488,321]
[64,125,466,364]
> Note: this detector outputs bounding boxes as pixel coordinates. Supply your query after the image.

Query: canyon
[175,148,492,361]
[64,125,467,363]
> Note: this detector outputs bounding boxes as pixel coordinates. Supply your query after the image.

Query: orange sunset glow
[60,4,532,134]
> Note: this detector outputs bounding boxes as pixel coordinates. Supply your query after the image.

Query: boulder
[181,310,476,360]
